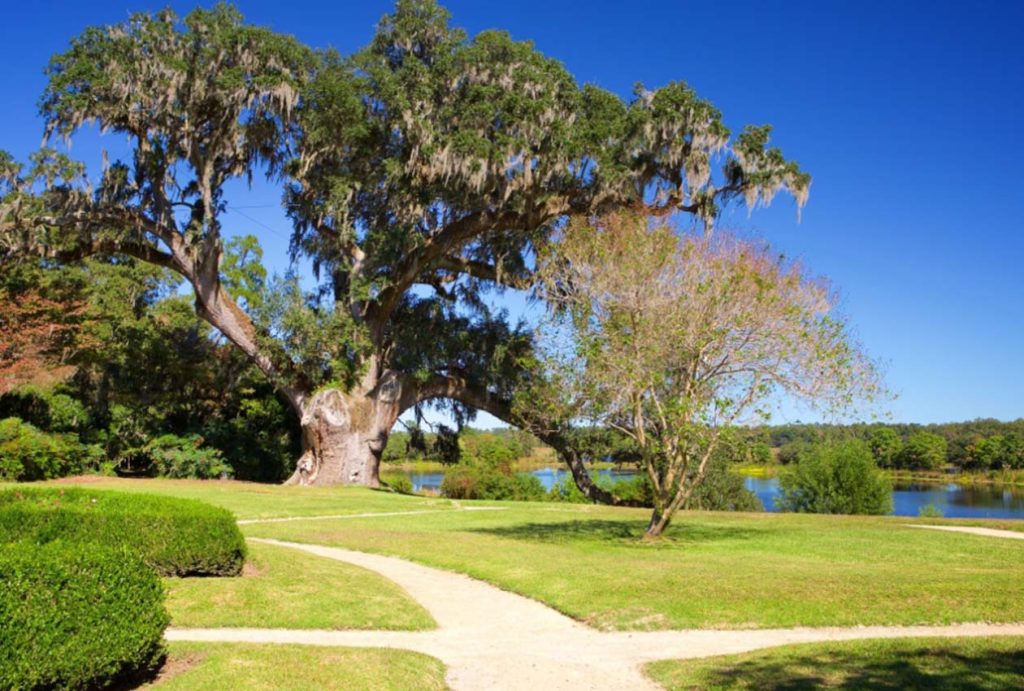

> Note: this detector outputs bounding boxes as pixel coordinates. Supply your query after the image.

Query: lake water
[404,467,1024,519]
[745,476,1024,519]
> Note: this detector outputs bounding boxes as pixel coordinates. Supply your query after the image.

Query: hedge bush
[0,417,101,482]
[441,465,546,501]
[0,487,245,576]
[0,541,168,690]
[142,433,234,479]
[779,439,893,515]
[381,472,415,494]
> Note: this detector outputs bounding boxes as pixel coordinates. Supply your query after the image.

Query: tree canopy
[0,1,812,485]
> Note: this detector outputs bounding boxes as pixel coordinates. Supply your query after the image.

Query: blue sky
[3,0,1022,425]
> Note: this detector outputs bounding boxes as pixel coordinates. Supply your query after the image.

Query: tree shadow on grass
[471,519,760,546]
[688,645,1024,690]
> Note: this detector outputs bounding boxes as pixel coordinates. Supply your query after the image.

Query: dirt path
[167,537,1024,691]
[237,506,506,525]
[904,524,1024,540]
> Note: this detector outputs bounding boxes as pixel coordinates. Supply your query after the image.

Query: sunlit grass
[165,541,434,630]
[48,477,454,520]
[148,642,446,690]
[646,636,1024,690]
[63,478,1024,631]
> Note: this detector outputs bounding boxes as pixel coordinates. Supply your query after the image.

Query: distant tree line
[751,420,1024,472]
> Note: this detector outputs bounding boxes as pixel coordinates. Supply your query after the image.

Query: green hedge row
[0,417,101,482]
[440,465,547,501]
[0,487,246,576]
[0,542,168,690]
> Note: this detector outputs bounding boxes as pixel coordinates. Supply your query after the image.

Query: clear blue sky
[3,0,1022,425]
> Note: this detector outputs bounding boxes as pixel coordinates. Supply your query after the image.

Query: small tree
[524,212,880,537]
[778,439,892,515]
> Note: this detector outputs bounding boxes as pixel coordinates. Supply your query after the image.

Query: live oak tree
[0,1,810,486]
[527,213,879,537]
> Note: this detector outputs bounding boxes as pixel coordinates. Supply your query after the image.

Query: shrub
[0,417,101,481]
[441,465,546,501]
[687,460,763,512]
[0,487,245,576]
[0,541,168,690]
[547,474,590,503]
[597,473,654,505]
[144,433,234,479]
[0,387,88,434]
[381,472,414,494]
[779,440,892,515]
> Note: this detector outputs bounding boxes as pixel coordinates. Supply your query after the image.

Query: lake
[403,466,1024,519]
[745,476,1024,519]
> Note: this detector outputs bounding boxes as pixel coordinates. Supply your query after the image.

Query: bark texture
[286,373,405,487]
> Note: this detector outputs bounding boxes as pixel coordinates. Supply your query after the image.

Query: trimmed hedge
[0,487,246,576]
[0,541,168,690]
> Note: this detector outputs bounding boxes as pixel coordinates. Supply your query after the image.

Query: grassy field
[60,478,1024,632]
[646,636,1024,690]
[148,643,446,690]
[30,477,1024,688]
[242,504,1024,630]
[165,541,434,630]
[50,476,454,519]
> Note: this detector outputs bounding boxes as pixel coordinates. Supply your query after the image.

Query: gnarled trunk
[285,374,404,487]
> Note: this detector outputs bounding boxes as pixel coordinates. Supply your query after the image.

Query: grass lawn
[51,478,1024,632]
[49,477,455,520]
[241,505,1024,630]
[645,636,1024,690]
[165,541,434,630]
[148,642,446,690]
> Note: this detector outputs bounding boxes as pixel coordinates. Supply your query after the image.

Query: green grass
[241,504,1024,631]
[48,477,455,520]
[645,636,1024,690]
[52,479,1024,631]
[149,642,446,690]
[164,541,434,630]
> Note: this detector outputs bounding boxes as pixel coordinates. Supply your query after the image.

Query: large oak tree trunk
[285,379,403,487]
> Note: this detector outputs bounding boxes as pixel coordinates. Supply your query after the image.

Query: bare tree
[525,212,881,537]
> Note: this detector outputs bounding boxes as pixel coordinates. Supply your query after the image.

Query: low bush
[441,465,546,501]
[779,439,892,515]
[381,472,414,494]
[143,433,234,479]
[548,475,590,503]
[0,417,101,481]
[0,541,168,690]
[0,487,245,576]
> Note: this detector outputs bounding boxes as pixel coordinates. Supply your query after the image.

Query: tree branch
[433,255,533,289]
[368,209,523,328]
[410,372,645,508]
